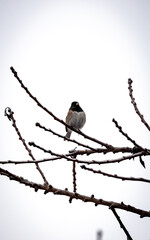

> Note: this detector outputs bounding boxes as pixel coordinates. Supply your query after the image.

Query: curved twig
[36,122,97,151]
[81,165,150,183]
[4,108,49,185]
[112,118,143,149]
[128,78,150,131]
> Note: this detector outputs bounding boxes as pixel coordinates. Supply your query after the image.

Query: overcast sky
[1,1,150,239]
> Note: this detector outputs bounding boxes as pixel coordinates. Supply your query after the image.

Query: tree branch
[81,165,150,183]
[28,142,148,166]
[72,160,77,193]
[111,208,133,240]
[112,118,143,149]
[4,108,49,185]
[35,122,97,151]
[0,149,147,168]
[0,166,150,218]
[128,78,150,132]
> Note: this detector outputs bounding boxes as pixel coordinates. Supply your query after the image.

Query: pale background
[1,0,150,239]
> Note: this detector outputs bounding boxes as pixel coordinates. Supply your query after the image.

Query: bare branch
[81,165,150,183]
[128,78,150,131]
[37,123,144,164]
[0,150,146,166]
[0,157,62,165]
[93,151,146,165]
[4,108,49,185]
[28,142,148,166]
[29,142,147,166]
[72,160,77,193]
[36,122,97,151]
[112,118,143,149]
[111,208,133,240]
[0,166,150,218]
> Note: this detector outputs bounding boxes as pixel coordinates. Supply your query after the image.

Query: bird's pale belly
[69,111,86,129]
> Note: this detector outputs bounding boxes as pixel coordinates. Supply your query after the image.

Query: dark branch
[128,78,150,132]
[0,166,150,218]
[112,118,143,149]
[32,142,145,165]
[35,122,97,151]
[81,165,150,183]
[0,150,147,166]
[28,142,148,166]
[111,208,133,240]
[0,157,62,165]
[72,160,77,193]
[4,108,49,185]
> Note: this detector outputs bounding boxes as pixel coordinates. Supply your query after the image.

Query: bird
[65,101,86,138]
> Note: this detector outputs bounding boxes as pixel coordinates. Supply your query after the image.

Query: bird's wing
[65,110,73,131]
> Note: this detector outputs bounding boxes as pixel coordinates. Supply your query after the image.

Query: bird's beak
[76,102,79,105]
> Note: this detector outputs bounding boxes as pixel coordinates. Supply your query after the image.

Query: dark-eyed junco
[65,101,86,138]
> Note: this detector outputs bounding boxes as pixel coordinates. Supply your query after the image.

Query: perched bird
[65,101,86,138]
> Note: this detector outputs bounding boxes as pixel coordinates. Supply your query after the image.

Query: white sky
[1,0,150,239]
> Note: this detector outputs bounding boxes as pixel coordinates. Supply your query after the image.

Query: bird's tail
[65,131,71,138]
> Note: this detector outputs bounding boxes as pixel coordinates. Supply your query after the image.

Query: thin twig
[73,160,77,193]
[81,165,150,183]
[111,208,133,240]
[0,151,146,166]
[36,122,97,151]
[28,141,97,165]
[128,78,150,132]
[0,146,139,165]
[28,142,147,166]
[4,108,49,185]
[0,157,62,165]
[112,118,143,149]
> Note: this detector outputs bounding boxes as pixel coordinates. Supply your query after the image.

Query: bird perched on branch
[65,101,86,138]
